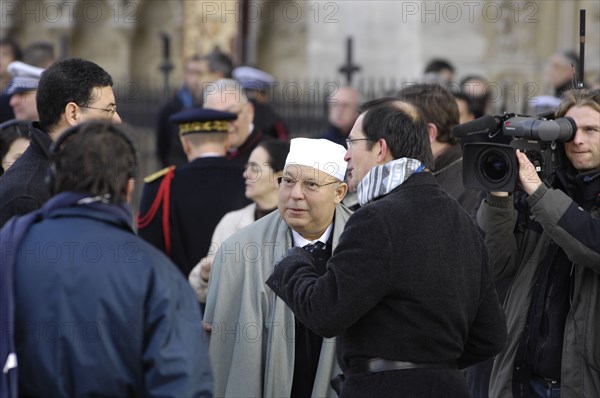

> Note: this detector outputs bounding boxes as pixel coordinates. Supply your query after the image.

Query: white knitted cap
[284,138,347,181]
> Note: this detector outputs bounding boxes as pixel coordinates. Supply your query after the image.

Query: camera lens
[464,143,517,191]
[481,151,508,181]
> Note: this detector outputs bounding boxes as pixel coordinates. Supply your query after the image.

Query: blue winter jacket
[1,192,212,397]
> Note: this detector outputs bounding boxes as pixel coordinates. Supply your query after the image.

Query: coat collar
[24,122,52,160]
[41,192,134,232]
[555,167,600,210]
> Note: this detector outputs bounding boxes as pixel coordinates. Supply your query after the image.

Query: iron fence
[118,76,412,210]
[116,77,409,138]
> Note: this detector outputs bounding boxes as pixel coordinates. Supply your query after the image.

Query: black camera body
[454,114,576,192]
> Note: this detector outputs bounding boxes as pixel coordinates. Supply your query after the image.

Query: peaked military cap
[169,108,237,136]
[232,66,275,91]
[6,61,45,94]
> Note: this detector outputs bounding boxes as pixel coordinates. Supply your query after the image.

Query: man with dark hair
[204,46,234,77]
[23,41,55,69]
[0,57,121,227]
[480,89,600,397]
[0,121,212,397]
[266,100,506,397]
[156,47,234,167]
[398,83,480,213]
[460,74,491,118]
[423,58,455,85]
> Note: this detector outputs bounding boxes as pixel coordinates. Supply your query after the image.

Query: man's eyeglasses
[277,176,338,193]
[345,138,376,148]
[81,105,118,116]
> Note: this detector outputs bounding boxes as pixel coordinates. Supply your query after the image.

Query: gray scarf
[357,158,424,206]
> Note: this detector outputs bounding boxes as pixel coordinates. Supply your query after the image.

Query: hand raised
[516,149,542,195]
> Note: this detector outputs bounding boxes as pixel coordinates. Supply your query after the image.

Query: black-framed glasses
[81,105,118,116]
[345,138,376,148]
[277,176,338,193]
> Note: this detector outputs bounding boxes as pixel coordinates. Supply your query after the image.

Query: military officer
[137,108,250,277]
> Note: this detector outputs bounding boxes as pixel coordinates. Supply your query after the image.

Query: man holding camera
[478,89,600,397]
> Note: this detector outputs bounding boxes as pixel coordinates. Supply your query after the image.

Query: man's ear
[334,182,349,204]
[64,102,80,126]
[376,138,393,164]
[427,123,438,144]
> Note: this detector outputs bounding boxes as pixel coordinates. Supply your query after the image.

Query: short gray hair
[203,78,249,104]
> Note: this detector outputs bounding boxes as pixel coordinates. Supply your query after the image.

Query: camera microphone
[503,116,576,142]
[452,115,501,138]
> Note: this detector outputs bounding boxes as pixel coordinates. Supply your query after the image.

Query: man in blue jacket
[1,121,212,397]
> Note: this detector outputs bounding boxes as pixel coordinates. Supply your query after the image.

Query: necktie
[303,241,326,254]
[302,241,329,276]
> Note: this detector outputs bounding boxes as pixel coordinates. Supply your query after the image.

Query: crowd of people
[0,37,599,398]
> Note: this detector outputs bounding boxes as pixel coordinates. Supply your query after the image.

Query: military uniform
[137,109,251,277]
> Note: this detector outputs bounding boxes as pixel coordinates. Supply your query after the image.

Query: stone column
[182,0,239,58]
[66,0,137,84]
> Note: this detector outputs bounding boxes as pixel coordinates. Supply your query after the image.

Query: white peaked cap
[285,138,347,181]
[6,61,45,94]
[232,66,275,90]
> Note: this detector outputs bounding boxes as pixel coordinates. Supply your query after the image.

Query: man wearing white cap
[7,61,44,121]
[204,138,351,398]
[267,100,507,397]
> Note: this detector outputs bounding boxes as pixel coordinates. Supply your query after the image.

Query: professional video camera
[452,113,576,191]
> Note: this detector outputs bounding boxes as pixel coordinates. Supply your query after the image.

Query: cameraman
[478,89,600,397]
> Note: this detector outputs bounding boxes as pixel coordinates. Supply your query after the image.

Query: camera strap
[432,157,462,177]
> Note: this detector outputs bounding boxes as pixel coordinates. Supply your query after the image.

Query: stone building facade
[2,0,598,203]
[3,0,598,94]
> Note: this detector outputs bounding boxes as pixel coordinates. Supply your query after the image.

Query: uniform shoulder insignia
[143,166,176,183]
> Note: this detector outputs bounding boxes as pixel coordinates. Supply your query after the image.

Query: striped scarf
[357,158,424,206]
